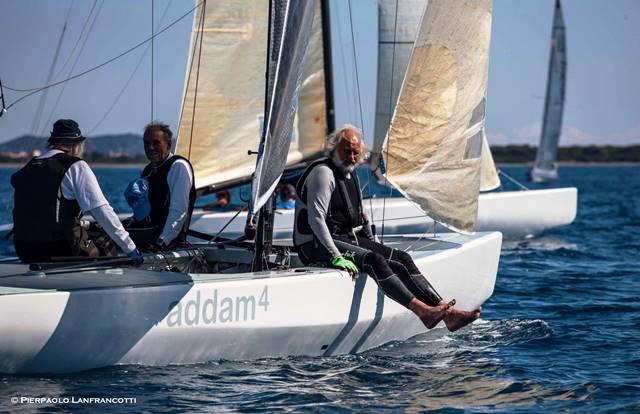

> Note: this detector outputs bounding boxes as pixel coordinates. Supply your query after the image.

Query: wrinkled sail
[175,0,327,192]
[373,0,499,191]
[532,0,566,182]
[380,0,493,233]
[249,0,316,214]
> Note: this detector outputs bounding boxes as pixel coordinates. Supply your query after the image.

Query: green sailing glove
[331,255,359,275]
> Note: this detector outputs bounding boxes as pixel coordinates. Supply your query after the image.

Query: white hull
[530,165,559,183]
[191,188,577,241]
[0,232,501,374]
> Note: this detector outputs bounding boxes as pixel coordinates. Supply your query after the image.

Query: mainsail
[380,0,493,233]
[175,0,328,192]
[531,0,567,182]
[249,0,316,214]
[373,0,499,193]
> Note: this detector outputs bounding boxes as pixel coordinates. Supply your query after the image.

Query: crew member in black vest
[293,124,481,331]
[11,119,142,265]
[126,122,195,251]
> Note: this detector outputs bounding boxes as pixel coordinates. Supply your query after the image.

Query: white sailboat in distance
[531,0,567,182]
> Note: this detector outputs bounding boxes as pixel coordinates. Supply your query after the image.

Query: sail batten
[381,0,493,233]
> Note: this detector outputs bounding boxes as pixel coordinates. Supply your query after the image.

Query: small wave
[502,237,579,253]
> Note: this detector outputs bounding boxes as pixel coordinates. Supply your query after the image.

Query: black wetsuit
[293,158,443,308]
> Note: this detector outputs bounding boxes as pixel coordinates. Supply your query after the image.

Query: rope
[187,0,206,160]
[87,0,173,134]
[498,169,529,191]
[30,1,74,135]
[39,0,105,137]
[151,0,155,122]
[2,1,203,111]
[380,0,401,244]
[346,1,374,224]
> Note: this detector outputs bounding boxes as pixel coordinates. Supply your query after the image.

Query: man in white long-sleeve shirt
[128,122,195,251]
[11,119,141,264]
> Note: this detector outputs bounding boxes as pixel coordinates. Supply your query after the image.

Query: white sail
[381,0,493,233]
[373,0,499,192]
[250,0,316,213]
[175,0,328,192]
[480,130,500,191]
[532,0,567,182]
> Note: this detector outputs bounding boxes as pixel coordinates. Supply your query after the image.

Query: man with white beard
[293,125,480,331]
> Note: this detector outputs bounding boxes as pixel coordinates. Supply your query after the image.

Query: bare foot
[409,298,453,329]
[443,307,481,332]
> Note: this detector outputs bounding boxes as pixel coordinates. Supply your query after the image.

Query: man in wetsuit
[126,122,196,251]
[11,119,142,265]
[293,124,480,331]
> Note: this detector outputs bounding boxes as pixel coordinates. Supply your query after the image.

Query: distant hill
[0,134,145,156]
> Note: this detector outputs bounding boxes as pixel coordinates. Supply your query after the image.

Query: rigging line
[346,0,373,222]
[380,0,401,244]
[187,0,206,161]
[334,7,354,121]
[3,1,203,110]
[0,78,7,115]
[30,2,73,135]
[151,0,154,122]
[39,0,105,136]
[54,0,95,81]
[498,169,529,191]
[87,0,173,135]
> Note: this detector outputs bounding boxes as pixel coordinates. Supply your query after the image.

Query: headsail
[175,0,328,192]
[249,0,316,214]
[380,0,493,233]
[531,0,567,182]
[373,0,499,192]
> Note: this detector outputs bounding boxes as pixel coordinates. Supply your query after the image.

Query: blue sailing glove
[129,249,143,267]
[331,255,359,275]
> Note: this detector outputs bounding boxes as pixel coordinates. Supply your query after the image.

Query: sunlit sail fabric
[480,130,500,191]
[373,0,499,191]
[381,0,493,233]
[175,1,327,192]
[175,1,269,190]
[249,0,316,214]
[533,0,567,179]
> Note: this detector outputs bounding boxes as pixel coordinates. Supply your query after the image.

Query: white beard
[331,152,356,175]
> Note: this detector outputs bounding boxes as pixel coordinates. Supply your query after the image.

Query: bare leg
[408,298,452,329]
[443,306,481,332]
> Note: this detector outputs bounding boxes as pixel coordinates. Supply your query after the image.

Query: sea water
[0,165,638,412]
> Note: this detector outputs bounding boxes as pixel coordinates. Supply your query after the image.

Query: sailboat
[0,0,500,375]
[185,0,576,241]
[530,0,567,182]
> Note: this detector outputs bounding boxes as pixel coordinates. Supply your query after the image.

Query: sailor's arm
[63,161,136,253]
[306,166,342,258]
[158,159,193,246]
[89,206,136,252]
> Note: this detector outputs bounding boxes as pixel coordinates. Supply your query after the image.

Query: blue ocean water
[0,165,639,412]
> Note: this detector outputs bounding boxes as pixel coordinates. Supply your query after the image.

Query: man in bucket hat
[11,119,143,265]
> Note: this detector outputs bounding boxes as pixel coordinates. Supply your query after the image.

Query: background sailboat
[531,0,567,182]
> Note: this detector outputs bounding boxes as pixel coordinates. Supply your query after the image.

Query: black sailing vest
[296,158,363,236]
[11,153,83,260]
[141,155,196,244]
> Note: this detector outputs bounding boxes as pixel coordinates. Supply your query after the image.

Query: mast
[251,0,276,272]
[320,0,335,133]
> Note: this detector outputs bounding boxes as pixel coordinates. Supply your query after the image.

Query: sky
[0,0,638,147]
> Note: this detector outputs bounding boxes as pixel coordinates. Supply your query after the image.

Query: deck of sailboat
[0,232,481,297]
